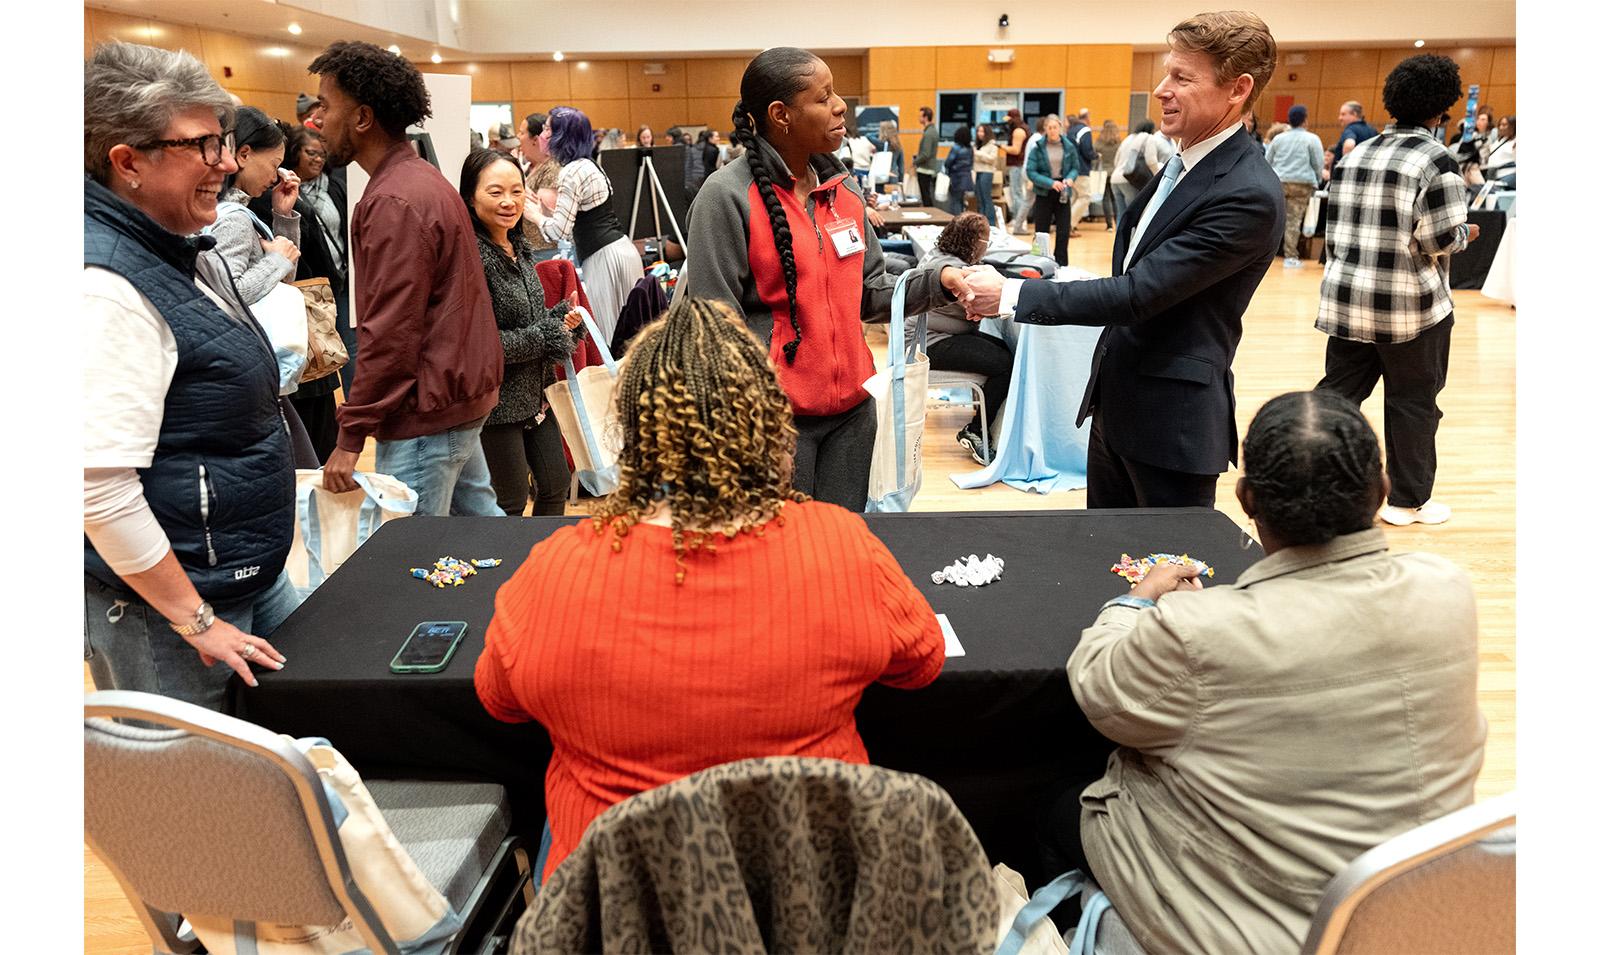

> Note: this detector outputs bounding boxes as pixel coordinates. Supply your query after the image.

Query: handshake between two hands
[938,264,1008,321]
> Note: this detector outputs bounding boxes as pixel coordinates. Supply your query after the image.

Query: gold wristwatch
[169,601,216,637]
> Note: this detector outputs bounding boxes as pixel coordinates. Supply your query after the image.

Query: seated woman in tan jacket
[1055,390,1486,954]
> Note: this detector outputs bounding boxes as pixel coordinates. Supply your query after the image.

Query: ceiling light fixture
[387,44,402,55]
[553,51,565,62]
[287,23,302,36]
[430,52,443,64]
[1414,39,1426,47]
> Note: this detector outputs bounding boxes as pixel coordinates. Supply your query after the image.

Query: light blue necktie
[1124,155,1185,268]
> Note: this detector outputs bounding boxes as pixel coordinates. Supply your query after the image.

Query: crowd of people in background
[85,19,1499,952]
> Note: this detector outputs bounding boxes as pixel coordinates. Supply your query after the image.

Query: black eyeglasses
[136,130,235,166]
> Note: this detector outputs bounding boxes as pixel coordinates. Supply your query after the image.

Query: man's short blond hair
[1167,10,1277,112]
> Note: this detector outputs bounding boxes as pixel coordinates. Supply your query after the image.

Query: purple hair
[547,106,595,164]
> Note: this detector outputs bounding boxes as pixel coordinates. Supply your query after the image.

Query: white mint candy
[932,571,946,584]
[955,577,969,587]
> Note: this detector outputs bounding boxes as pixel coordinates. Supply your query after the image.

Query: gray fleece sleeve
[677,170,754,319]
[851,179,952,323]
[211,209,295,306]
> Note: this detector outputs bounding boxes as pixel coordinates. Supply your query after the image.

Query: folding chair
[1300,793,1515,954]
[84,690,533,955]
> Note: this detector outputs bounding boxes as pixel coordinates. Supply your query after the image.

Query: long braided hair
[589,297,810,583]
[1240,391,1384,546]
[730,47,824,365]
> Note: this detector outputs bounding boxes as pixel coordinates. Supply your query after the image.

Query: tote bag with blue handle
[288,470,418,597]
[543,305,623,496]
[994,865,1114,955]
[863,271,929,512]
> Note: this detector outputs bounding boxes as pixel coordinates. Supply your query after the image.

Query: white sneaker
[1284,257,1302,269]
[1378,501,1452,526]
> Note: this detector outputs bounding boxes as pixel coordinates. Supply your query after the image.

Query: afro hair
[309,40,431,138]
[1382,55,1462,127]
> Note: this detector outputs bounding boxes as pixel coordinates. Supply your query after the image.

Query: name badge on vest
[825,218,866,259]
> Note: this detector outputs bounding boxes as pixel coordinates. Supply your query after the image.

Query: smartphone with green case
[389,621,468,673]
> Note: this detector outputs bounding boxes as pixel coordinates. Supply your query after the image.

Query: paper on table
[936,614,966,658]
[902,210,932,219]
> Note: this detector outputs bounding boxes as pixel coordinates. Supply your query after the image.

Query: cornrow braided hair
[588,297,810,584]
[730,101,803,364]
[1241,391,1384,546]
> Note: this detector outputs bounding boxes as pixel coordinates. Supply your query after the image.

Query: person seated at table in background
[84,43,293,708]
[460,148,584,517]
[907,212,1013,464]
[1046,390,1486,953]
[474,297,946,883]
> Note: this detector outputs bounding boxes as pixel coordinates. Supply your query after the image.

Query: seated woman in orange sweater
[474,296,946,882]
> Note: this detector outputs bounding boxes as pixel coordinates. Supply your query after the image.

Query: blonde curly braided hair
[589,297,809,583]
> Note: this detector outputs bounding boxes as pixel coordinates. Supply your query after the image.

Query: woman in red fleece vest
[680,47,974,510]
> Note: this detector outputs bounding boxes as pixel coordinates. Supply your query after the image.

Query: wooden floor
[83,225,1516,954]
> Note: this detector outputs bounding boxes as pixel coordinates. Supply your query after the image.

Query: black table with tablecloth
[1449,208,1507,290]
[231,509,1261,884]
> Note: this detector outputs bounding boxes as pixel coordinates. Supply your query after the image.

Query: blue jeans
[375,415,505,517]
[1008,166,1029,227]
[84,569,303,711]
[976,172,996,226]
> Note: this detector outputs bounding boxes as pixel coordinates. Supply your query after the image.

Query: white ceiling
[87,0,1517,61]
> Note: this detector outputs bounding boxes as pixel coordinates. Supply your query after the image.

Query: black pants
[480,414,572,517]
[794,398,876,511]
[288,387,339,463]
[1086,416,1218,508]
[1316,314,1453,508]
[1032,187,1072,266]
[1037,775,1101,885]
[927,331,1013,431]
[917,172,937,209]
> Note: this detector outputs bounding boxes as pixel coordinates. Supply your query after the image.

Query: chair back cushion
[84,718,348,924]
[513,757,997,953]
[1328,826,1515,954]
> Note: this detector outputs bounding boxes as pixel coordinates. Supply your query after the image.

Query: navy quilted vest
[83,177,294,602]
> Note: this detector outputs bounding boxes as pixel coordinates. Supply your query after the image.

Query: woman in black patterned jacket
[460,149,584,516]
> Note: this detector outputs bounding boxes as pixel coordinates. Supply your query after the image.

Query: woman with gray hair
[84,42,297,710]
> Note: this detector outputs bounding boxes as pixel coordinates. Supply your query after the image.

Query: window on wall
[936,89,1062,142]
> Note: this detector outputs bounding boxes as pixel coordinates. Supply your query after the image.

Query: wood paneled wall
[865,44,1133,158]
[85,4,867,137]
[85,7,325,123]
[426,53,862,136]
[1131,45,1515,144]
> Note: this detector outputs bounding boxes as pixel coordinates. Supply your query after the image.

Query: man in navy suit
[963,11,1285,508]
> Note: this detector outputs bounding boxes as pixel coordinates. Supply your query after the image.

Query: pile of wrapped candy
[932,554,1005,588]
[409,556,502,589]
[1110,552,1215,587]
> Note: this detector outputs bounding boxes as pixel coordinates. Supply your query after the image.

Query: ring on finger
[240,644,257,660]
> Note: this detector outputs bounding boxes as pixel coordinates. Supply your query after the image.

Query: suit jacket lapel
[1126,127,1251,270]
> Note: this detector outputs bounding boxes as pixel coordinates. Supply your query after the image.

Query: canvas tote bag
[187,738,462,955]
[286,470,418,596]
[544,305,623,495]
[208,201,311,395]
[864,272,929,512]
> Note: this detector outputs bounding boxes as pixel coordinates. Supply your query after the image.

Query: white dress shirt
[996,121,1244,317]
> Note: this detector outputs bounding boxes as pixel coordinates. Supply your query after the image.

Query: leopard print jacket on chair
[511,757,999,953]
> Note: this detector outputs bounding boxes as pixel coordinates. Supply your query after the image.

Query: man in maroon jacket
[311,41,506,516]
